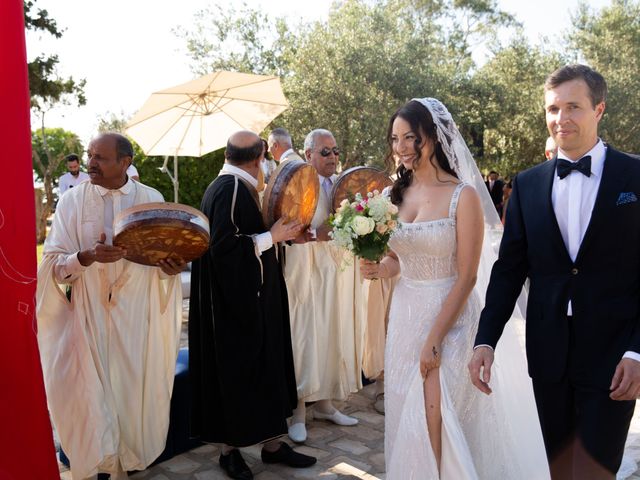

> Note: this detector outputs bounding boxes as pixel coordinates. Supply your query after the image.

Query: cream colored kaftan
[362,276,397,380]
[284,175,367,402]
[36,180,182,479]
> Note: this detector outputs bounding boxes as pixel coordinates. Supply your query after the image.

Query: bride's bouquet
[328,190,400,262]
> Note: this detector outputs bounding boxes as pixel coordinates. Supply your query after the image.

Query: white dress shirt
[552,139,606,273]
[58,171,89,194]
[552,140,639,361]
[219,164,273,253]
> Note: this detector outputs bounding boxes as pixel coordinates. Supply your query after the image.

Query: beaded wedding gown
[384,182,550,480]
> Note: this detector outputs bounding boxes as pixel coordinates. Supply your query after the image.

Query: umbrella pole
[173,154,179,203]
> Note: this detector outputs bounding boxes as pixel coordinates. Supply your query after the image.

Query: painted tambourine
[330,166,394,212]
[262,159,320,230]
[113,202,210,266]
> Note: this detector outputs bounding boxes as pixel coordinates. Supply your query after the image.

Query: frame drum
[262,159,320,229]
[114,202,210,266]
[330,166,394,212]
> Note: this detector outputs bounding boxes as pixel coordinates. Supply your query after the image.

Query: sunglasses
[318,147,340,157]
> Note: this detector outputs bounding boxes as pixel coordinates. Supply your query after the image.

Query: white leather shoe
[313,409,358,426]
[288,422,307,443]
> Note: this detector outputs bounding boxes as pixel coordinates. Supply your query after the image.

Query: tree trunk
[33,115,63,244]
[34,188,46,244]
[36,173,54,244]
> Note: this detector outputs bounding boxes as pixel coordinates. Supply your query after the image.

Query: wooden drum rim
[262,159,320,229]
[330,166,393,212]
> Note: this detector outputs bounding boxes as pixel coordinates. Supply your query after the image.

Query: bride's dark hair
[384,100,458,205]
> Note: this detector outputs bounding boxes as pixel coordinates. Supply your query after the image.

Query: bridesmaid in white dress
[361,98,549,479]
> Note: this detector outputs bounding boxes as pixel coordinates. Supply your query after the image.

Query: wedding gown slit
[424,368,442,472]
[384,182,546,479]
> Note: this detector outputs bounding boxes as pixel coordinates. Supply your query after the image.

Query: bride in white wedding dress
[361,98,550,479]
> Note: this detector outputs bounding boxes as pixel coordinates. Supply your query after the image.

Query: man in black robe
[189,131,316,480]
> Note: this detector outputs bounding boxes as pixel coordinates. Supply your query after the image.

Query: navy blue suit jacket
[475,146,640,385]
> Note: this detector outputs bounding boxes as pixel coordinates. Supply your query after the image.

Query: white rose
[351,216,375,236]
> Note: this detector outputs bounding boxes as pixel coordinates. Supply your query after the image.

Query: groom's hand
[610,358,640,401]
[468,346,494,395]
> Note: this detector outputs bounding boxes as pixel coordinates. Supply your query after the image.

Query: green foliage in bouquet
[329,191,400,262]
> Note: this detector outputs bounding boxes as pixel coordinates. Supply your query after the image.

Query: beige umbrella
[125,71,289,201]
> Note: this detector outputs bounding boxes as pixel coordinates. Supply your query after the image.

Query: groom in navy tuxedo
[470,64,640,479]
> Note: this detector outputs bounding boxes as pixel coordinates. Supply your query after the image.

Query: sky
[26,0,612,146]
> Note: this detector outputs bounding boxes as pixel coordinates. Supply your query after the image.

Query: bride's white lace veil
[412,97,548,477]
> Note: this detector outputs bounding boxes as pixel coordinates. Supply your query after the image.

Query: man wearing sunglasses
[283,129,367,443]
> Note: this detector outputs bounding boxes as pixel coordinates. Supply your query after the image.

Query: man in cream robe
[37,133,183,480]
[284,129,367,443]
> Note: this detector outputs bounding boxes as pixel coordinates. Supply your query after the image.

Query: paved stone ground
[57,304,640,479]
[55,385,640,480]
[59,383,386,480]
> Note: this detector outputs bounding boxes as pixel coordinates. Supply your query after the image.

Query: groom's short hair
[544,64,607,108]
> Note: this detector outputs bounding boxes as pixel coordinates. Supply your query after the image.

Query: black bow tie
[557,156,592,179]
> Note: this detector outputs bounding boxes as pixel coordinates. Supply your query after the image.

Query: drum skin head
[114,202,210,266]
[330,166,394,212]
[262,159,320,230]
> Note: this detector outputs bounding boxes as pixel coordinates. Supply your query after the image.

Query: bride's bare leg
[424,368,442,473]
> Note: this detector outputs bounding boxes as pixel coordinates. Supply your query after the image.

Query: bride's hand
[420,339,442,378]
[360,258,387,279]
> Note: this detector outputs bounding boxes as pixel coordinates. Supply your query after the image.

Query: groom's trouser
[532,317,635,479]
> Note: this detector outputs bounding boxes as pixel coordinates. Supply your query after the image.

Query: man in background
[58,153,89,195]
[268,128,304,165]
[485,170,505,216]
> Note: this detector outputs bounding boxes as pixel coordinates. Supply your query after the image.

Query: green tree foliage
[179,0,515,171]
[31,128,84,242]
[174,3,293,76]
[25,0,86,113]
[26,0,87,242]
[471,34,565,176]
[171,0,640,183]
[133,152,225,209]
[32,128,84,183]
[568,0,640,153]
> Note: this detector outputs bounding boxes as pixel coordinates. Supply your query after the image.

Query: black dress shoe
[261,442,317,468]
[219,449,253,480]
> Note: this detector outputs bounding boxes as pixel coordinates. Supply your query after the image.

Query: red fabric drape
[0,1,59,479]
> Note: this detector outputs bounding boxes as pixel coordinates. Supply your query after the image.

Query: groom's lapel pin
[616,192,638,206]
